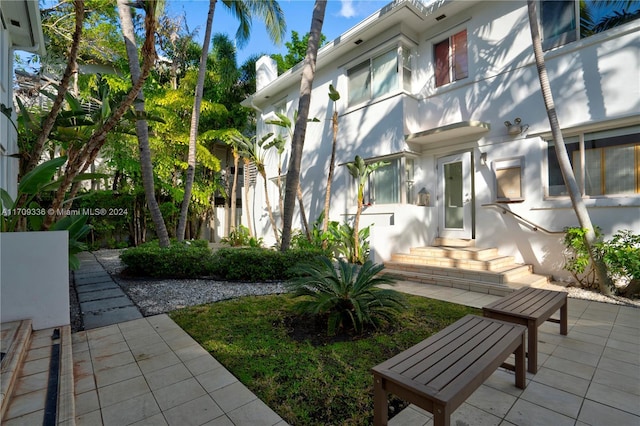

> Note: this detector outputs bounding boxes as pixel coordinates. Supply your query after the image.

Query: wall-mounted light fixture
[504,117,528,136]
[479,152,487,166]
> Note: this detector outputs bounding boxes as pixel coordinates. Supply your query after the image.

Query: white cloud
[338,0,357,18]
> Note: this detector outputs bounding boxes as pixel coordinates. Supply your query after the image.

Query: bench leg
[560,300,568,335]
[373,376,388,426]
[527,320,538,374]
[433,403,450,426]
[515,332,526,389]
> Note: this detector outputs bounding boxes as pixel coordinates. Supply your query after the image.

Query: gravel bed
[91,249,287,316]
[78,249,637,322]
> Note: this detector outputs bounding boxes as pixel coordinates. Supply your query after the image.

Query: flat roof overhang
[406,121,490,144]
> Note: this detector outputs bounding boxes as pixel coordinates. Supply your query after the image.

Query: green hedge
[120,241,326,282]
[211,247,326,281]
[120,240,214,278]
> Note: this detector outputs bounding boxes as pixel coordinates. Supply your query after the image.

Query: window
[541,0,640,50]
[347,45,412,106]
[541,1,577,50]
[355,157,415,205]
[434,29,468,88]
[547,127,639,197]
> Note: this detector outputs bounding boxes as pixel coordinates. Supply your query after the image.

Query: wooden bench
[371,315,526,426]
[483,287,568,374]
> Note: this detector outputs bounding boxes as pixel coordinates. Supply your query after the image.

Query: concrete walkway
[70,259,639,426]
[74,252,142,329]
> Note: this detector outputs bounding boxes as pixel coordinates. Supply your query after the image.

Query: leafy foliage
[563,227,640,295]
[220,225,263,247]
[271,30,327,72]
[211,247,325,281]
[120,239,214,278]
[330,222,371,265]
[286,257,407,335]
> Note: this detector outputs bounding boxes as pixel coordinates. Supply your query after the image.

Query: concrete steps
[0,320,75,425]
[385,243,550,296]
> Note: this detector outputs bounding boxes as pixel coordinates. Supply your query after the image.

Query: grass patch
[169,294,480,425]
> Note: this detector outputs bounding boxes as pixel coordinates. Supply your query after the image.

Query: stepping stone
[78,288,126,303]
[82,306,142,329]
[75,274,113,286]
[75,282,118,294]
[80,296,134,313]
[74,270,112,279]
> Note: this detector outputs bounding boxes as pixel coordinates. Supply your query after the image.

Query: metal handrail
[481,203,565,235]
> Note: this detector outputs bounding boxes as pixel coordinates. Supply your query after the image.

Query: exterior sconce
[479,152,487,166]
[416,187,430,206]
[504,117,528,136]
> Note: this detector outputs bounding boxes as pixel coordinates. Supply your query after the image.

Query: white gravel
[92,248,638,316]
[92,249,287,316]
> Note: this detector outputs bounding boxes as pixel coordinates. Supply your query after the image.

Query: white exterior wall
[0,20,19,199]
[250,0,640,279]
[0,232,70,329]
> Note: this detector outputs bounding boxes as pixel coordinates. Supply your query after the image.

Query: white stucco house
[1,0,45,199]
[245,0,639,281]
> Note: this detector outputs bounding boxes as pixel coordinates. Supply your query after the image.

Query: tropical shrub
[211,247,324,281]
[289,212,339,254]
[330,222,371,264]
[286,256,407,335]
[120,239,214,278]
[597,230,640,297]
[563,227,640,296]
[220,225,263,247]
[563,226,602,290]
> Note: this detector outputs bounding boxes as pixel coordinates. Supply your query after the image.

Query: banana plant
[345,155,389,263]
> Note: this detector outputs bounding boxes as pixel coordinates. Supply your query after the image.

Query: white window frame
[346,42,413,107]
[546,126,640,198]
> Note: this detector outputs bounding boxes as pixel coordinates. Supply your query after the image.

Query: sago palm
[286,256,407,336]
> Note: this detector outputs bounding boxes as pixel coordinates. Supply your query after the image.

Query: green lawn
[169,294,480,425]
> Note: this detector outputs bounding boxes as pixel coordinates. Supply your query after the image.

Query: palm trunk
[281,0,327,250]
[177,0,217,241]
[296,184,310,239]
[117,0,170,248]
[527,0,612,295]
[44,3,158,229]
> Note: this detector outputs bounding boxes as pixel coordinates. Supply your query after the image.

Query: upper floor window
[547,127,640,197]
[541,0,640,50]
[434,29,468,88]
[347,45,412,107]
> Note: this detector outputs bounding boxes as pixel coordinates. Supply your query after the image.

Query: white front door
[438,152,472,239]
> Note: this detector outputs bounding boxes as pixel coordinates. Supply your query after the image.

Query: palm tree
[345,156,388,264]
[116,0,171,248]
[527,0,612,295]
[281,0,327,251]
[177,0,286,241]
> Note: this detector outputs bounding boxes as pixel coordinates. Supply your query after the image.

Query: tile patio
[3,279,638,425]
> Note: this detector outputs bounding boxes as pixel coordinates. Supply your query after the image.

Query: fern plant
[286,256,407,336]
